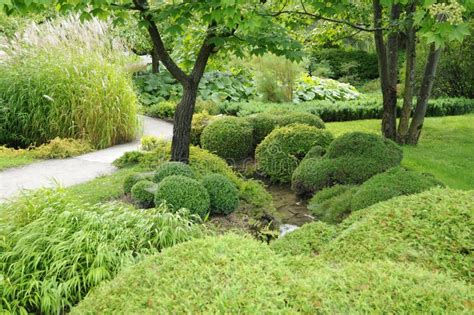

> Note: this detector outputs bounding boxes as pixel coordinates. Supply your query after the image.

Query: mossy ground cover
[326,114,474,190]
[72,233,473,314]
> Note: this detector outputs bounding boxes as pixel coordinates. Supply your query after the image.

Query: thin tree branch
[267,6,383,32]
[133,0,189,85]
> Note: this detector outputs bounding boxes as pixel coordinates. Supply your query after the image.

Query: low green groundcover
[275,188,473,282]
[72,234,472,314]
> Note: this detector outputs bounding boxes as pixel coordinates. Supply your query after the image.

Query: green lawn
[326,114,474,190]
[0,155,37,171]
[66,167,141,204]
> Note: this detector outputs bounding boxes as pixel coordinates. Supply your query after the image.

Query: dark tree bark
[397,4,416,143]
[133,0,216,162]
[406,44,442,144]
[151,48,160,73]
[171,83,198,162]
[373,0,400,140]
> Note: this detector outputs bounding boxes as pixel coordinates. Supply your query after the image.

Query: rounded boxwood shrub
[276,111,326,129]
[154,175,210,217]
[123,172,153,194]
[351,167,444,210]
[201,116,253,162]
[201,174,239,215]
[244,113,279,146]
[308,185,358,224]
[256,124,334,183]
[73,234,472,314]
[292,132,403,195]
[190,111,219,146]
[153,161,195,183]
[326,132,402,163]
[131,180,158,208]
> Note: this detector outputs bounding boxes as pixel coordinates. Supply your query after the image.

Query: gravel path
[0,116,173,202]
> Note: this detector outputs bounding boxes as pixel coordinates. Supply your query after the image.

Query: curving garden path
[0,116,173,202]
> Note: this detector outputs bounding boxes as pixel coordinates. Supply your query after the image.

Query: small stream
[266,184,314,226]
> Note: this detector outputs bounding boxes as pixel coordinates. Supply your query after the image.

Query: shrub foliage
[292,132,402,195]
[131,179,158,208]
[153,161,195,183]
[201,116,254,162]
[201,174,239,215]
[73,234,472,314]
[154,175,210,218]
[256,124,334,182]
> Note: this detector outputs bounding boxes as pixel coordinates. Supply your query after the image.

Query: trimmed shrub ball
[275,111,326,129]
[154,175,210,217]
[131,180,158,208]
[351,167,444,210]
[201,174,239,215]
[326,131,402,164]
[190,111,219,146]
[308,185,358,224]
[244,113,279,147]
[201,116,253,162]
[256,124,334,183]
[291,132,403,195]
[123,172,153,194]
[153,161,195,183]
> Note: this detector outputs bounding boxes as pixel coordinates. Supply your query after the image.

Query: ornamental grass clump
[0,189,203,314]
[0,15,138,149]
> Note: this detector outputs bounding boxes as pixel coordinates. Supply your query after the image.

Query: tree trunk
[151,48,160,73]
[373,1,399,140]
[397,5,416,143]
[406,44,442,144]
[171,83,198,162]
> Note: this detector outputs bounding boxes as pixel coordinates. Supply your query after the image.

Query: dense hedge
[73,234,472,314]
[201,116,254,162]
[155,175,210,218]
[292,132,403,195]
[306,168,443,224]
[221,97,474,122]
[256,124,334,182]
